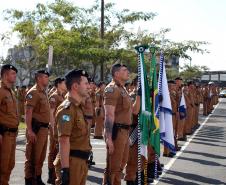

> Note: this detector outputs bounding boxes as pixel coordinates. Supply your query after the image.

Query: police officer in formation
[0,63,220,185]
[0,64,18,185]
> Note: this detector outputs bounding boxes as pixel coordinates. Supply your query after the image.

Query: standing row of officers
[0,64,219,185]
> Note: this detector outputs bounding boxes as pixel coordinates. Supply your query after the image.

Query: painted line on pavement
[152,100,221,185]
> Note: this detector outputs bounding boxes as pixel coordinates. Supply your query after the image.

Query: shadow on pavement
[178,156,226,168]
[159,176,199,185]
[183,150,226,160]
[190,140,226,147]
[87,175,103,184]
[89,166,105,173]
[163,170,226,185]
[193,137,226,144]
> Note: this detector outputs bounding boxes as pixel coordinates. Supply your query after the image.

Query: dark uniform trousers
[25,127,48,178]
[0,132,17,185]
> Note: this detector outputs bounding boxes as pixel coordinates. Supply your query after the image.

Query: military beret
[35,69,50,76]
[98,81,105,87]
[187,81,194,86]
[65,69,89,81]
[168,80,175,84]
[1,64,18,73]
[88,77,95,83]
[175,77,183,81]
[54,77,65,87]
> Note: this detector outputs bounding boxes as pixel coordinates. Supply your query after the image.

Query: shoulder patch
[105,87,114,93]
[61,114,70,123]
[26,93,33,99]
[50,97,56,102]
[62,100,71,109]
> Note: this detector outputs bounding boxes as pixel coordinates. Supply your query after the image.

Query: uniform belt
[0,124,18,134]
[70,150,90,160]
[39,123,49,128]
[130,124,137,129]
[84,115,93,120]
[114,123,130,130]
[172,113,176,115]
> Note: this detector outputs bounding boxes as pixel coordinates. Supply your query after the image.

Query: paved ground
[9,99,226,185]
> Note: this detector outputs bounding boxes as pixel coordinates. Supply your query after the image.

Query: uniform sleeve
[104,86,120,106]
[56,109,73,137]
[49,95,57,109]
[25,91,39,107]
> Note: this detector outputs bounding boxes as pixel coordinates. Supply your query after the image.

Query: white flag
[158,52,175,152]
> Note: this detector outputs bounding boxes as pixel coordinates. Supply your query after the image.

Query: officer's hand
[106,138,114,155]
[27,129,36,143]
[61,168,69,185]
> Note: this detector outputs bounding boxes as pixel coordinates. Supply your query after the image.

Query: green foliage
[2,0,208,81]
[180,64,209,81]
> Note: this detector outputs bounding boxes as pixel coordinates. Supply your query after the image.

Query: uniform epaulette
[62,99,71,109]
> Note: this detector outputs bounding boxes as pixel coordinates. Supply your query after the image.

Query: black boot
[36,175,45,185]
[126,180,136,185]
[47,168,55,184]
[25,178,33,185]
[147,162,159,179]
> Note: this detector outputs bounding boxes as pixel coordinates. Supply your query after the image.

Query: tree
[179,64,209,82]
[2,0,208,82]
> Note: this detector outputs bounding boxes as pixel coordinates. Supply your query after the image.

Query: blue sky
[1,0,226,71]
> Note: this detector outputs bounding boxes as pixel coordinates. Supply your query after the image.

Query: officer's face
[59,81,67,93]
[39,74,49,87]
[176,80,182,87]
[5,70,17,84]
[77,76,89,97]
[119,66,129,81]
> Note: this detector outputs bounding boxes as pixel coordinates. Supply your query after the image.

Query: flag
[136,45,151,159]
[158,52,175,152]
[149,48,160,156]
[179,89,187,120]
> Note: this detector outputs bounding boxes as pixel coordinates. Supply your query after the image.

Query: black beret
[88,77,95,83]
[187,81,194,86]
[65,69,89,81]
[98,81,105,87]
[35,69,50,76]
[54,77,65,87]
[175,77,183,81]
[1,64,18,73]
[168,80,175,84]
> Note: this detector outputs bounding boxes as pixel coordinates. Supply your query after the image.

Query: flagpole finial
[150,42,156,54]
[135,45,149,53]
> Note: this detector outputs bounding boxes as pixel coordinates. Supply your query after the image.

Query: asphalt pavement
[10,98,226,185]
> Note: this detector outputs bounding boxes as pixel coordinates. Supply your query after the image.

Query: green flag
[149,46,160,156]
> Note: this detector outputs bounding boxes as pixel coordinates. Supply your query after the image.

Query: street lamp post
[100,0,104,81]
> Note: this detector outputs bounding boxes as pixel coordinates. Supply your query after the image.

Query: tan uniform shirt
[104,80,132,125]
[56,97,91,152]
[25,84,50,123]
[0,82,18,128]
[49,90,65,140]
[170,90,178,114]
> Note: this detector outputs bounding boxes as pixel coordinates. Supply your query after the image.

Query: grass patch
[19,122,26,130]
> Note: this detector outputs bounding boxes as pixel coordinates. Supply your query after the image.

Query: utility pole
[100,0,104,80]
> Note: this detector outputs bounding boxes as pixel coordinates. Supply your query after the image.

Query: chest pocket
[5,96,15,113]
[121,90,131,109]
[74,110,87,137]
[39,97,49,113]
